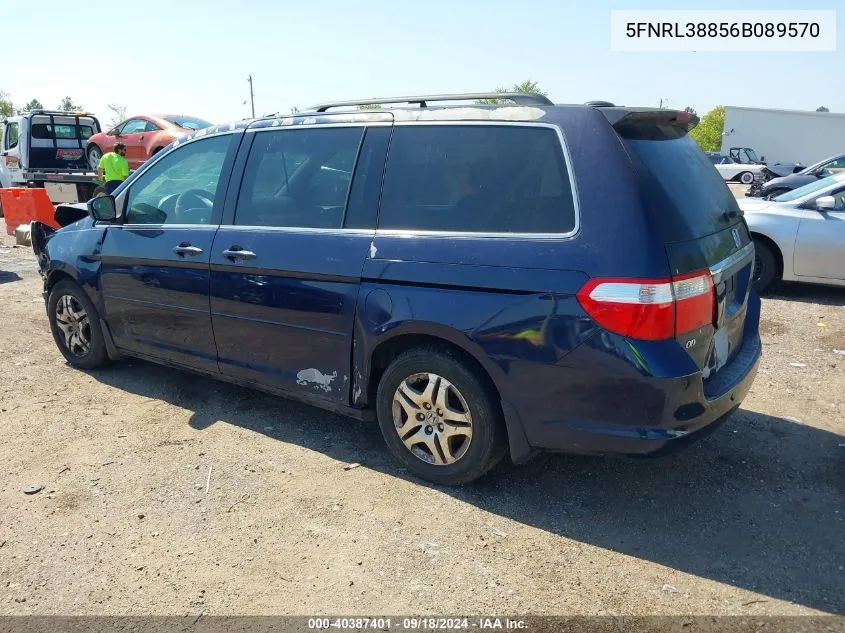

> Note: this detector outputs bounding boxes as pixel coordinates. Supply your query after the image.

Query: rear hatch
[614,110,755,382]
[27,113,100,172]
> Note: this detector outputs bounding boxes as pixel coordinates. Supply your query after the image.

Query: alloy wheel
[55,294,91,357]
[391,372,473,466]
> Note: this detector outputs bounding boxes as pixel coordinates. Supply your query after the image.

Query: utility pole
[247,74,255,118]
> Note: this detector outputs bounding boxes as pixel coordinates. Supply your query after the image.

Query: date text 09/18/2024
[307,617,528,630]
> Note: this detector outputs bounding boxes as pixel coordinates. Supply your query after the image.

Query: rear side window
[30,124,94,140]
[623,134,739,241]
[4,123,20,149]
[378,125,576,234]
[235,127,363,229]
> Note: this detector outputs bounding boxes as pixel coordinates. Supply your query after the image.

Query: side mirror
[760,156,766,162]
[107,129,119,137]
[88,194,117,221]
[815,196,836,211]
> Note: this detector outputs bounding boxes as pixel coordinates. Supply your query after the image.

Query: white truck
[1,110,103,214]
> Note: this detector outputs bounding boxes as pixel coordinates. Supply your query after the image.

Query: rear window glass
[31,123,94,140]
[165,116,213,131]
[378,125,576,234]
[623,134,739,241]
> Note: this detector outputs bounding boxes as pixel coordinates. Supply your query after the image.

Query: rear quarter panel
[744,207,802,280]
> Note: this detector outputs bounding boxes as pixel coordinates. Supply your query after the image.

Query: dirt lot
[0,217,843,617]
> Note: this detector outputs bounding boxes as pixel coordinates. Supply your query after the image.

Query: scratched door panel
[209,124,387,403]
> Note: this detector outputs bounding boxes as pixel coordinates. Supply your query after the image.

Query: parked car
[707,148,802,185]
[707,152,765,184]
[86,114,213,171]
[740,172,845,292]
[747,152,845,199]
[31,93,761,485]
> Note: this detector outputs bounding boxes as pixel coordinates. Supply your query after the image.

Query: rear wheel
[752,239,777,293]
[375,347,507,485]
[47,279,109,369]
[739,171,755,185]
[87,145,102,172]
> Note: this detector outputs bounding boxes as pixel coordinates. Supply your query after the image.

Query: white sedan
[709,154,766,185]
[740,172,845,292]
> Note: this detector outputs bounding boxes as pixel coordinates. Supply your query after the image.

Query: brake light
[577,271,715,341]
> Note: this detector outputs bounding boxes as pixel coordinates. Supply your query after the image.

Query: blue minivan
[32,93,761,485]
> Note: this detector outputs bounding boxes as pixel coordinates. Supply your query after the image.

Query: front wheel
[376,347,507,485]
[47,279,110,369]
[739,171,755,185]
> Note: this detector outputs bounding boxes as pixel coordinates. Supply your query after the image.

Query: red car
[86,114,213,171]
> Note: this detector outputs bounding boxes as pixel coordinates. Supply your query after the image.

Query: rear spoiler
[600,108,699,139]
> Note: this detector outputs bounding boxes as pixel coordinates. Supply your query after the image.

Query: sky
[1,0,841,127]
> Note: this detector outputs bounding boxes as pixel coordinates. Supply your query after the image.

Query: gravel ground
[0,217,842,617]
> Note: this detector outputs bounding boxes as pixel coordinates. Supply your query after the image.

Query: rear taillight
[577,271,715,341]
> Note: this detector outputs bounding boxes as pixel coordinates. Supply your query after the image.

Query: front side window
[818,157,845,176]
[120,119,148,135]
[125,134,232,225]
[815,186,845,211]
[234,127,363,229]
[378,125,576,234]
[773,175,845,203]
[4,123,19,150]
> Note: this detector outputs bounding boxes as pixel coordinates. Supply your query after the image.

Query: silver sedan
[741,172,845,292]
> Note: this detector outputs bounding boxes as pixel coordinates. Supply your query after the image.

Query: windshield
[744,148,759,162]
[773,173,845,202]
[164,116,212,131]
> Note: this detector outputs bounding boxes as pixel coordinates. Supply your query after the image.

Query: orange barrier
[0,188,60,235]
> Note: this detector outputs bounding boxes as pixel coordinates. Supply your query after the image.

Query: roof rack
[28,109,95,117]
[309,92,554,113]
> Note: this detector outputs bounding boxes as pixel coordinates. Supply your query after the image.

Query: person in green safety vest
[97,142,129,195]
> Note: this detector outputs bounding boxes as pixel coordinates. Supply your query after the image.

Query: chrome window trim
[216,225,374,236]
[247,122,392,134]
[709,241,755,283]
[117,224,220,230]
[376,120,581,240]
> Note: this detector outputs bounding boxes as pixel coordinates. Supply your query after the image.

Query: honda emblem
[731,228,741,249]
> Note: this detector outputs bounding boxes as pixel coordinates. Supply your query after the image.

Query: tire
[87,145,102,172]
[739,171,755,185]
[375,347,507,485]
[752,239,777,293]
[47,279,110,369]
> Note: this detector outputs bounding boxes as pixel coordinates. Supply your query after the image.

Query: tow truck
[1,110,105,215]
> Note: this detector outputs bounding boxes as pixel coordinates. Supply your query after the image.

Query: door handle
[222,247,257,261]
[173,244,203,256]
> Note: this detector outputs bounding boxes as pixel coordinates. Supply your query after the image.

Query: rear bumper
[506,293,762,457]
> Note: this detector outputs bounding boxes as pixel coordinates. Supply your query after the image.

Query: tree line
[1,91,84,117]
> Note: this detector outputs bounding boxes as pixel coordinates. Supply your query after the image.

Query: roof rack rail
[309,92,554,112]
[29,109,95,117]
